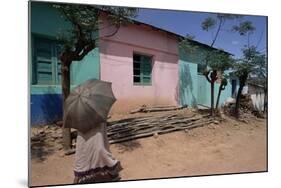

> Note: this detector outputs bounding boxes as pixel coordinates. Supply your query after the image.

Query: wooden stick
[108,120,213,144]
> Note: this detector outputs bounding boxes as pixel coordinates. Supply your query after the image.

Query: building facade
[30,2,236,126]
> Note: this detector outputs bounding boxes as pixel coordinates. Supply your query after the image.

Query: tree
[202,51,234,112]
[231,21,260,117]
[53,3,138,152]
[210,53,234,110]
[199,14,241,116]
[233,47,266,117]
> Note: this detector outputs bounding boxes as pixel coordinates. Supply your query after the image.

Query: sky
[134,8,267,58]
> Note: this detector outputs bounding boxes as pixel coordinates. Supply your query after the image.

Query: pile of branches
[130,105,186,114]
[107,113,213,144]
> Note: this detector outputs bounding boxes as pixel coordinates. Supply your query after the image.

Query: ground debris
[107,111,211,144]
[130,105,186,114]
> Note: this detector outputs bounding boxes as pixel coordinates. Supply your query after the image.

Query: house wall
[248,84,265,111]
[30,2,100,125]
[178,46,198,107]
[251,93,265,111]
[178,45,233,108]
[99,16,179,113]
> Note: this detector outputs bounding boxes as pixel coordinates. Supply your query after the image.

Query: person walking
[73,122,122,184]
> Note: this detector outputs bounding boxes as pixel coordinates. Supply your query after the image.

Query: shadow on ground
[115,140,142,153]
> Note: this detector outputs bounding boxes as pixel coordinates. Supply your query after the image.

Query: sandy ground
[30,114,267,187]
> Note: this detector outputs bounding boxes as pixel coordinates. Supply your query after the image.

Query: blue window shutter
[34,38,54,85]
[33,36,63,85]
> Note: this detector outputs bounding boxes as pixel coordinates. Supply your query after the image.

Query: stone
[59,152,65,157]
[213,120,220,124]
[52,133,62,139]
[65,149,76,155]
[208,124,215,129]
[242,119,249,124]
[153,132,159,139]
[56,145,63,150]
[31,136,40,142]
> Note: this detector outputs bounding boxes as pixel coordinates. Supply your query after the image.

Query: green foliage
[208,51,234,71]
[234,46,265,78]
[221,77,228,86]
[179,37,199,54]
[202,14,242,32]
[232,21,256,36]
[201,17,216,31]
[216,14,242,20]
[53,3,138,51]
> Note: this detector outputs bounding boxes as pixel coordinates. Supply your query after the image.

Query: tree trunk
[210,82,214,116]
[61,61,72,151]
[234,82,244,118]
[215,84,223,110]
[210,70,217,116]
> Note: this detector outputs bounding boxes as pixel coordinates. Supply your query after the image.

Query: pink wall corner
[99,14,180,113]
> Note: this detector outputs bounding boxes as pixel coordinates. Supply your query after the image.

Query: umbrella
[63,79,116,133]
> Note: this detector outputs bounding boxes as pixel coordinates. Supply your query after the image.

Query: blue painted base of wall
[31,94,63,126]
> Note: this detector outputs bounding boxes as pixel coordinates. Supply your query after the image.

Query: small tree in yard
[53,4,138,152]
[232,21,267,117]
[181,14,241,116]
[233,47,266,117]
[209,53,235,110]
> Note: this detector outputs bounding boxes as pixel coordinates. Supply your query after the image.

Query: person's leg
[73,176,79,184]
[102,122,111,151]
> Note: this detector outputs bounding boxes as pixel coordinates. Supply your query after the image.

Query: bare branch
[204,70,212,83]
[210,18,223,47]
[73,42,96,61]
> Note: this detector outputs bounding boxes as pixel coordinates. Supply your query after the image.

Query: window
[133,54,152,85]
[32,36,62,85]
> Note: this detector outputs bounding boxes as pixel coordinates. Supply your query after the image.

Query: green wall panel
[179,43,233,108]
[179,61,198,107]
[30,2,100,95]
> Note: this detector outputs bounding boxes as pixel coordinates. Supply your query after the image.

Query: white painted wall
[251,93,265,111]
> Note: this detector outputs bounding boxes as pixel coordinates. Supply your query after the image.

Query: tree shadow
[31,139,56,162]
[178,62,198,108]
[115,140,141,152]
[31,125,60,162]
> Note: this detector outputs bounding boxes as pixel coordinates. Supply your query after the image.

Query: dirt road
[31,115,267,187]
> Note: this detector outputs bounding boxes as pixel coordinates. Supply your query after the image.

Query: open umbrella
[63,79,116,133]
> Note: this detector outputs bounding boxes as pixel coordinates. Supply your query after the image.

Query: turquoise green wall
[178,46,199,107]
[30,2,100,95]
[179,44,232,108]
[197,75,232,107]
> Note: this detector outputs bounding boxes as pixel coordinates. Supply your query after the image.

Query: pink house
[99,14,179,113]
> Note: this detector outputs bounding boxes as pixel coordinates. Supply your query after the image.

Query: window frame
[32,34,63,86]
[133,52,153,86]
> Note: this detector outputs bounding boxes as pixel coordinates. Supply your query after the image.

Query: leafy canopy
[201,14,242,32]
[208,51,234,71]
[234,46,265,78]
[232,21,256,36]
[53,4,138,52]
